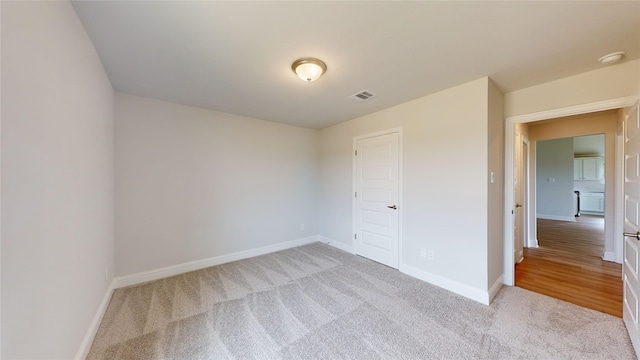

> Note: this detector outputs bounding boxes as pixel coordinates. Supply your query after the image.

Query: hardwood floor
[515,215,623,317]
[536,215,605,257]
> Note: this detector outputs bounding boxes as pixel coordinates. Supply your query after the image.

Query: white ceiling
[71,1,640,129]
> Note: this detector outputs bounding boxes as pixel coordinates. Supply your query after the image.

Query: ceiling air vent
[348,90,377,102]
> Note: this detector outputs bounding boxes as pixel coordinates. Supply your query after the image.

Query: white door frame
[352,127,404,268]
[513,134,531,263]
[503,97,637,285]
[513,131,522,262]
[522,137,535,248]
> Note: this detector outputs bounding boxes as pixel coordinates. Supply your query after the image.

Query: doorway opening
[533,134,607,254]
[507,109,624,317]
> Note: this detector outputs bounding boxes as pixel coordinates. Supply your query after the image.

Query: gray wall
[115,93,319,276]
[2,2,115,358]
[487,80,505,289]
[319,77,501,299]
[536,138,575,220]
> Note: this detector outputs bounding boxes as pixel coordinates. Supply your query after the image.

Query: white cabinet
[574,157,602,180]
[573,159,582,179]
[581,192,604,214]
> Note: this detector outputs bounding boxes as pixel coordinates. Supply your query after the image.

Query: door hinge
[354,234,357,239]
[355,150,357,156]
[355,192,357,198]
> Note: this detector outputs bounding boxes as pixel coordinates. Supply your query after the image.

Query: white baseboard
[580,211,604,216]
[74,280,115,360]
[400,264,491,305]
[603,251,616,262]
[114,236,319,289]
[318,236,355,254]
[537,214,576,222]
[488,275,504,304]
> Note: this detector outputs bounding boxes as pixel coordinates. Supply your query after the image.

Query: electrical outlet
[427,250,435,260]
[420,248,427,258]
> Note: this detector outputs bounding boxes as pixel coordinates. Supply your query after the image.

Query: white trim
[74,280,115,360]
[523,137,535,249]
[504,96,639,286]
[488,275,504,304]
[352,127,404,269]
[579,211,605,216]
[507,97,637,124]
[504,119,516,285]
[536,214,576,222]
[615,116,625,264]
[603,251,616,262]
[398,129,404,272]
[114,236,318,288]
[318,236,355,254]
[352,136,357,255]
[400,264,492,305]
[352,127,404,142]
[0,1,3,352]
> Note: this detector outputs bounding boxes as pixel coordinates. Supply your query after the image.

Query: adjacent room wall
[515,123,530,139]
[115,93,319,276]
[319,77,494,298]
[1,2,115,358]
[535,138,575,220]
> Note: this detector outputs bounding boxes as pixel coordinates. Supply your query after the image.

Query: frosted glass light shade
[292,58,326,82]
[598,51,625,65]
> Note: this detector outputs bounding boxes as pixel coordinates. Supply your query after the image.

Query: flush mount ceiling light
[598,51,625,65]
[291,57,327,82]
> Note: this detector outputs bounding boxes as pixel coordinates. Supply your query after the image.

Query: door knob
[387,205,397,210]
[515,203,522,208]
[624,231,640,240]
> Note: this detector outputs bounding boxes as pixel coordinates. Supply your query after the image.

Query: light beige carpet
[88,242,635,359]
